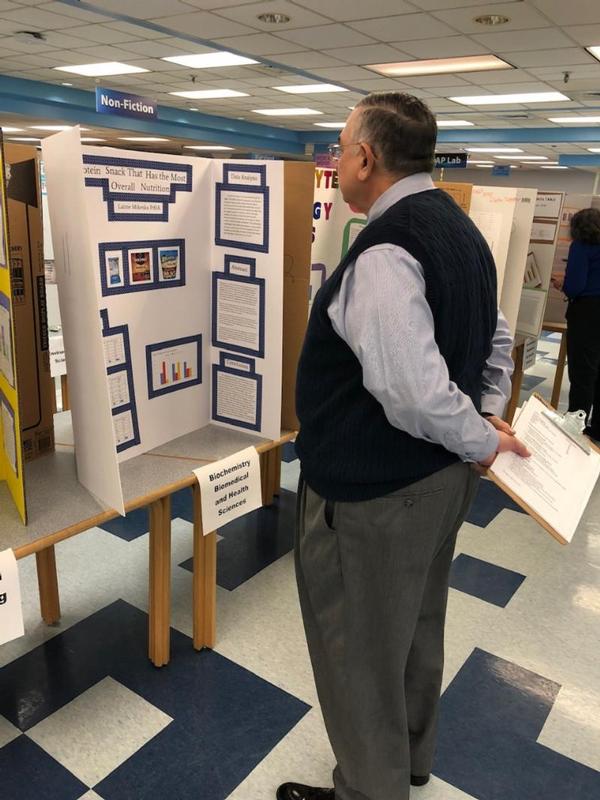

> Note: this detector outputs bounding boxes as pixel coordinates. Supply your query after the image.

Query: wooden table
[0,413,291,667]
[506,334,527,424]
[542,321,568,409]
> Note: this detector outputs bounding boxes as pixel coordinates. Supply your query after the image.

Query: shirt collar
[367,173,436,224]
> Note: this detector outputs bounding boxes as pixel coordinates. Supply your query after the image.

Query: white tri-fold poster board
[42,129,287,514]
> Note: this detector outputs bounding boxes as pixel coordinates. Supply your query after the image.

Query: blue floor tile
[0,601,309,800]
[521,374,546,393]
[281,442,297,463]
[0,736,87,800]
[466,479,525,528]
[435,648,600,799]
[98,487,194,541]
[449,554,526,607]
[179,489,296,590]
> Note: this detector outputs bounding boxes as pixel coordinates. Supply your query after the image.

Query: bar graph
[160,360,193,386]
[148,335,202,397]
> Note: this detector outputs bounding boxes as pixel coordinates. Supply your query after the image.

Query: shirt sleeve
[328,244,499,463]
[480,309,514,418]
[563,240,589,298]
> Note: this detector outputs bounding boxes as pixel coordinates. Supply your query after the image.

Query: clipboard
[487,393,600,545]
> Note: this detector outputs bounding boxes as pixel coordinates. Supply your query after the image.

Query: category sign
[434,153,467,169]
[95,87,157,121]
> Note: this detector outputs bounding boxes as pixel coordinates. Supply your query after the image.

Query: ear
[357,142,377,182]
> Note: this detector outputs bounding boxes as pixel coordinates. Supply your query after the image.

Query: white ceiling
[0,0,598,162]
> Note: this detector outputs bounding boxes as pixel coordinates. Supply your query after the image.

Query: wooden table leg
[60,374,70,411]
[551,331,568,409]
[506,342,525,425]
[192,483,216,650]
[35,547,61,624]
[148,496,171,667]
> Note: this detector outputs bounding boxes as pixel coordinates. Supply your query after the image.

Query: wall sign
[95,87,157,121]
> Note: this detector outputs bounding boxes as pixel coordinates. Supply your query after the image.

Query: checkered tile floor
[3,333,599,799]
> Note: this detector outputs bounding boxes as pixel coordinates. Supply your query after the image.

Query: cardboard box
[5,143,55,461]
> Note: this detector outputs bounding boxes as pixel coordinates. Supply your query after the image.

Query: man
[278,93,529,800]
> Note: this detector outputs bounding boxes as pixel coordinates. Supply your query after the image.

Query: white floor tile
[0,714,20,748]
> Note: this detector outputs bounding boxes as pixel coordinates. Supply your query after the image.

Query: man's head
[335,92,437,214]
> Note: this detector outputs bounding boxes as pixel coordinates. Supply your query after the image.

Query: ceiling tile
[410,0,516,7]
[150,12,257,38]
[531,0,600,26]
[562,25,600,46]
[71,44,151,61]
[0,6,86,29]
[310,65,385,82]
[79,0,194,19]
[272,51,348,69]
[501,48,596,68]
[398,35,489,59]
[115,39,191,58]
[40,2,113,23]
[0,34,56,52]
[347,13,457,42]
[402,74,471,88]
[326,44,412,64]
[432,2,551,34]
[214,33,304,56]
[105,21,165,40]
[472,27,575,51]
[346,77,421,91]
[268,0,418,22]
[275,24,377,49]
[215,1,332,30]
[461,69,537,85]
[0,1,19,10]
[63,25,141,45]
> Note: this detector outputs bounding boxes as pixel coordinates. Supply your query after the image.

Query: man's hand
[550,272,564,291]
[479,431,531,468]
[485,415,515,436]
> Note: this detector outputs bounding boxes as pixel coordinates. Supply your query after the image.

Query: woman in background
[553,208,600,441]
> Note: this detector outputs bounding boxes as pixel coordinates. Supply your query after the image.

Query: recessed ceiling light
[541,166,568,169]
[474,14,510,25]
[436,119,475,127]
[61,82,72,86]
[6,137,41,141]
[496,155,548,160]
[162,52,257,69]
[257,12,291,23]
[119,137,170,142]
[274,84,348,94]
[184,145,234,150]
[314,122,346,128]
[467,147,523,153]
[169,89,249,99]
[585,46,600,63]
[55,62,149,77]
[32,125,90,131]
[366,54,512,78]
[548,116,600,123]
[450,91,569,105]
[475,164,493,168]
[252,108,323,116]
[80,137,106,142]
[0,126,24,133]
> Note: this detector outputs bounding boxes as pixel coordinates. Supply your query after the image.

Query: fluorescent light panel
[541,165,568,169]
[366,54,511,78]
[586,46,600,63]
[119,137,169,142]
[32,125,89,131]
[274,83,347,94]
[436,120,474,127]
[0,126,24,132]
[55,62,148,77]
[314,122,346,128]
[185,145,234,150]
[162,52,257,68]
[80,138,106,142]
[468,160,494,164]
[6,137,41,141]
[170,89,248,99]
[548,116,600,123]
[252,108,323,116]
[450,91,569,105]
[496,155,548,160]
[587,148,600,153]
[467,147,523,153]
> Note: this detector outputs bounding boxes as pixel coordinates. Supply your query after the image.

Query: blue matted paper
[145,334,203,400]
[83,155,192,222]
[100,309,141,453]
[212,352,262,432]
[0,291,15,388]
[215,164,269,253]
[0,388,17,477]
[211,255,265,359]
[98,239,186,297]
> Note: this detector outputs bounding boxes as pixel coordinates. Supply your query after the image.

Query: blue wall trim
[559,154,600,166]
[302,126,600,145]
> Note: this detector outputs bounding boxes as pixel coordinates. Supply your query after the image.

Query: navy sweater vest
[296,188,497,501]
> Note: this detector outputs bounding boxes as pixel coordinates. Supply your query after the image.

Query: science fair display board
[43,128,312,514]
[0,136,27,523]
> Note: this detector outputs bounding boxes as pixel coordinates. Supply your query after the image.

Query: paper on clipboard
[488,394,600,544]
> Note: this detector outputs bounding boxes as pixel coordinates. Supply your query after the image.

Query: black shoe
[411,774,430,787]
[276,783,334,800]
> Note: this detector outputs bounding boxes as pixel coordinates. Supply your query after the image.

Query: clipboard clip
[542,408,591,455]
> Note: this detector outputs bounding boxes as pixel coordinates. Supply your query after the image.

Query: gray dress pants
[295,462,479,800]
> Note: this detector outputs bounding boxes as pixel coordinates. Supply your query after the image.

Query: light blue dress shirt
[328,173,514,464]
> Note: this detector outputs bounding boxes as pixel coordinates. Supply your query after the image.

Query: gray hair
[355,92,437,176]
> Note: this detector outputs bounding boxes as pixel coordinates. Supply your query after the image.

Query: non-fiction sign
[435,153,467,169]
[194,446,262,533]
[0,548,24,645]
[492,165,511,177]
[96,87,157,120]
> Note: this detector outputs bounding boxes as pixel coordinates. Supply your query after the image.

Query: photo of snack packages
[108,255,123,286]
[159,248,179,281]
[130,250,152,283]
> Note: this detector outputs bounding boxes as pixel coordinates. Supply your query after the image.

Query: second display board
[43,129,286,514]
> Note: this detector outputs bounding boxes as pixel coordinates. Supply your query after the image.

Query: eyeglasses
[328,142,364,161]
